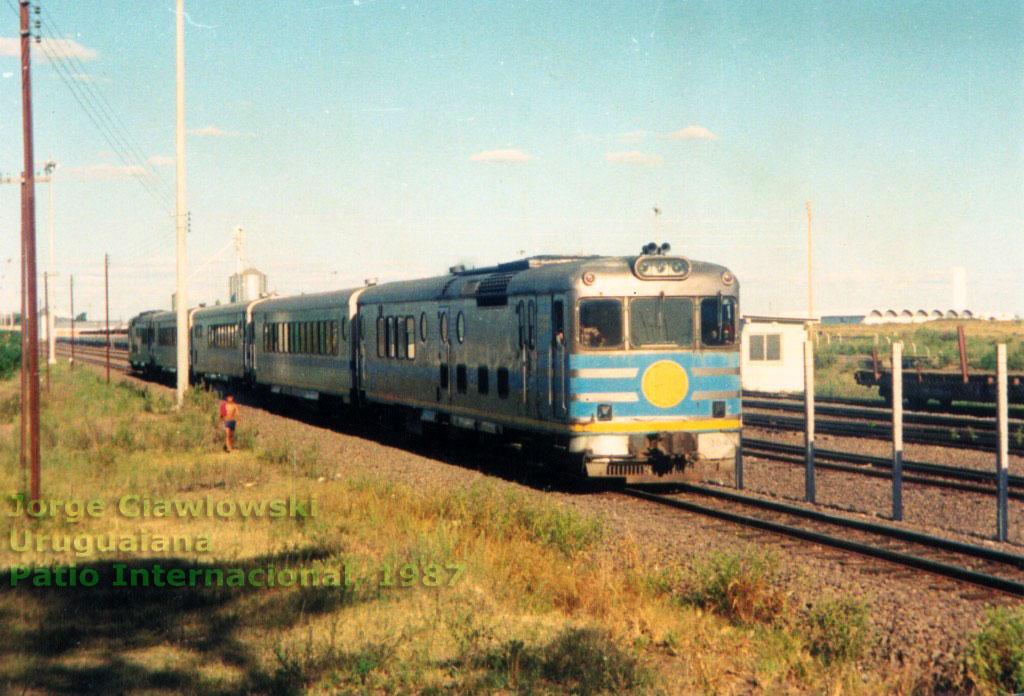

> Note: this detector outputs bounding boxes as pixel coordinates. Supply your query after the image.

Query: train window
[419,312,427,342]
[388,317,397,358]
[527,300,536,349]
[319,321,327,355]
[629,296,694,348]
[516,301,525,348]
[456,364,467,393]
[440,364,449,390]
[290,322,297,354]
[700,296,737,347]
[552,301,565,346]
[456,312,465,343]
[340,317,347,342]
[497,367,510,398]
[331,320,340,354]
[578,299,623,349]
[406,316,416,359]
[478,366,489,395]
[397,317,407,359]
[440,313,448,343]
[377,316,386,357]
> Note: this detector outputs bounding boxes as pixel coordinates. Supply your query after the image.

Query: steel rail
[742,437,1024,490]
[744,412,1024,455]
[745,398,1023,432]
[623,486,1024,596]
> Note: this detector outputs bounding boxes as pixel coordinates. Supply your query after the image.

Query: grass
[964,606,1024,694]
[0,365,961,693]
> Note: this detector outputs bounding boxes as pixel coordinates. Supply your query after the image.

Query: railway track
[744,411,1024,455]
[624,485,1024,597]
[744,389,1024,420]
[741,437,1024,500]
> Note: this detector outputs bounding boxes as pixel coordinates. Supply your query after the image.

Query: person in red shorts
[219,394,240,452]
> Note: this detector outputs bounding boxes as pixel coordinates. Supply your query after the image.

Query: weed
[685,548,789,626]
[801,596,873,665]
[964,606,1024,694]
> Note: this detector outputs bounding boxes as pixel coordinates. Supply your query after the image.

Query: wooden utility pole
[20,0,41,503]
[104,254,111,383]
[806,200,814,320]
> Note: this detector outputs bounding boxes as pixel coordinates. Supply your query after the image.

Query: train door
[515,299,538,416]
[550,294,567,420]
[438,306,452,405]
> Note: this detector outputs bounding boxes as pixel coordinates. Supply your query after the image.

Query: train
[128,245,741,483]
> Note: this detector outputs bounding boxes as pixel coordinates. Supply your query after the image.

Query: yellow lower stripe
[570,419,742,433]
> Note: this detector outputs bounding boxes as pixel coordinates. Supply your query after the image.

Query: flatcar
[129,245,741,483]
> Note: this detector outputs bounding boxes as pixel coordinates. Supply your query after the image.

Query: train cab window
[700,296,737,347]
[456,312,465,343]
[406,316,416,359]
[578,299,623,349]
[629,296,694,348]
[377,316,386,357]
[497,368,510,398]
[478,366,489,395]
[456,364,467,394]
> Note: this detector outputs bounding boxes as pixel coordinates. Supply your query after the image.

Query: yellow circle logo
[641,360,689,409]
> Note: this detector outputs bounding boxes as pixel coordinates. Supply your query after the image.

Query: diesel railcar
[356,251,740,482]
[127,247,741,483]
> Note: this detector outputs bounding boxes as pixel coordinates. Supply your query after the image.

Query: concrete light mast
[174,0,189,407]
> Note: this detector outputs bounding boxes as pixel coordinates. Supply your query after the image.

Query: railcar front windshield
[578,299,623,349]
[629,296,694,348]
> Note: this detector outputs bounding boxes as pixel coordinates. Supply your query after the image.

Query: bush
[801,597,872,665]
[685,549,788,625]
[964,607,1024,693]
[0,331,21,380]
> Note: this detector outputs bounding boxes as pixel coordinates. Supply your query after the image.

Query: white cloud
[188,125,246,137]
[469,148,534,162]
[0,36,98,62]
[148,155,175,166]
[668,125,717,140]
[604,151,663,166]
[62,164,153,182]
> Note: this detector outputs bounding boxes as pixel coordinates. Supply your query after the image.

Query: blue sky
[1,0,1021,321]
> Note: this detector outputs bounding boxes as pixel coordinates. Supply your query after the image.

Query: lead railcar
[356,245,741,483]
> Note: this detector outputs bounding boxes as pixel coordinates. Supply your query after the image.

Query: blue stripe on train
[568,351,741,420]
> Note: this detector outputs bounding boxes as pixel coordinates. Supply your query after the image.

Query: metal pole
[104,253,110,380]
[735,433,743,490]
[806,200,813,320]
[104,254,111,383]
[174,0,189,407]
[19,176,26,487]
[957,325,968,384]
[996,343,1009,542]
[804,333,815,503]
[20,0,41,503]
[892,341,903,521]
[43,271,49,391]
[69,275,74,370]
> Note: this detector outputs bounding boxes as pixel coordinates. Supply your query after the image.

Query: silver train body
[127,253,741,483]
